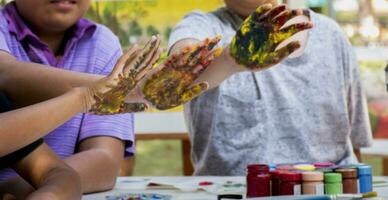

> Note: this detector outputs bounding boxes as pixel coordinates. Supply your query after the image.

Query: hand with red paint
[141,36,223,110]
[230,4,312,70]
[87,36,161,115]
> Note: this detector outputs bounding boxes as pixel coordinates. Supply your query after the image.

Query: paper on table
[147,178,245,194]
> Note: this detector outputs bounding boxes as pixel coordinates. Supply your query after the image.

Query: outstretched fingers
[123,35,161,77]
[279,22,313,36]
[187,36,222,67]
[112,45,141,77]
[258,4,287,22]
[191,46,223,78]
[273,9,311,28]
[273,41,301,63]
[251,3,273,22]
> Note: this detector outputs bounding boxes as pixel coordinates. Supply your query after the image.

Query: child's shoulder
[93,23,117,39]
[87,21,121,50]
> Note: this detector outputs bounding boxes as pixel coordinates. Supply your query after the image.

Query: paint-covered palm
[230,4,312,70]
[142,36,222,110]
[89,36,161,115]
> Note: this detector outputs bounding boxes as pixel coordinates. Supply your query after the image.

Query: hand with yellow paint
[230,4,313,70]
[88,36,162,115]
[141,36,222,110]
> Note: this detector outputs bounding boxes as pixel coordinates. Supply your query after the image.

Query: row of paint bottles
[247,165,303,197]
[246,164,373,198]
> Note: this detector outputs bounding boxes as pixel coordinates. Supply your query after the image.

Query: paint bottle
[324,173,343,195]
[246,164,270,197]
[358,165,373,193]
[279,171,302,195]
[302,171,324,195]
[335,168,358,194]
[270,170,280,196]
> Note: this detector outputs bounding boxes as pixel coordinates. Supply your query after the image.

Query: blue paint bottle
[358,165,373,193]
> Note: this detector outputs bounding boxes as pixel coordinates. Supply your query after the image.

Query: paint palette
[105,193,172,200]
[275,14,311,58]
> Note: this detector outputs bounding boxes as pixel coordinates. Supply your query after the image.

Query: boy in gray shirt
[168,0,373,175]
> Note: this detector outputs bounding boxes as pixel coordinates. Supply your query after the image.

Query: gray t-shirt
[168,8,373,176]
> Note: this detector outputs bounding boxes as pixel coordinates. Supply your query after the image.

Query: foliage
[146,25,159,36]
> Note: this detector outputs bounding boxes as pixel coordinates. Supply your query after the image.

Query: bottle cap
[324,173,342,183]
[316,167,333,173]
[277,165,294,171]
[335,168,357,178]
[302,171,324,181]
[280,171,302,182]
[357,165,372,176]
[314,162,335,168]
[247,164,269,174]
[269,164,277,170]
[294,164,316,171]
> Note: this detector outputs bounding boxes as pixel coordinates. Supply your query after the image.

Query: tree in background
[146,25,159,36]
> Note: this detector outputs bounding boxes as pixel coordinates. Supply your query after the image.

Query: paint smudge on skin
[142,36,222,110]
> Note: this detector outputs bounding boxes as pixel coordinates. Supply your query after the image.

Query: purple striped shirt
[0,3,134,180]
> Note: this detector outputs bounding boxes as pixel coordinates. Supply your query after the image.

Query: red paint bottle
[246,164,270,198]
[270,170,280,196]
[279,171,302,195]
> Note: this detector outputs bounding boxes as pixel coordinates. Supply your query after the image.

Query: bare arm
[65,137,125,193]
[354,148,362,162]
[0,51,101,107]
[12,144,82,200]
[0,87,88,157]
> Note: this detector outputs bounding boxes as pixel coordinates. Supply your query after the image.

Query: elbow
[100,177,117,192]
[58,165,83,200]
[96,166,118,192]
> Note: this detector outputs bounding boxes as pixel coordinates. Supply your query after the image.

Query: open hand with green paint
[140,36,223,110]
[230,4,313,70]
[87,35,162,115]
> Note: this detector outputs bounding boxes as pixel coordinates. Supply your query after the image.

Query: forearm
[0,177,34,200]
[26,166,81,200]
[354,148,362,162]
[65,148,123,193]
[0,88,89,157]
[0,52,101,107]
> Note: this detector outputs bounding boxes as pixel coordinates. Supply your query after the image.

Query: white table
[361,139,388,175]
[83,176,388,200]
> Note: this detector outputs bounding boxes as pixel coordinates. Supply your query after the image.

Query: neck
[230,1,279,19]
[34,29,66,56]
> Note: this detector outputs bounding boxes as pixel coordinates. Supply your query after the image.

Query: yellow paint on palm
[142,36,221,110]
[230,4,305,70]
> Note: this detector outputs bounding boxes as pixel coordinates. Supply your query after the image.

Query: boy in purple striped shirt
[0,0,136,195]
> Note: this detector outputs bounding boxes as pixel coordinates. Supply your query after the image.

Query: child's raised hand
[230,4,312,71]
[141,36,222,110]
[87,35,161,115]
